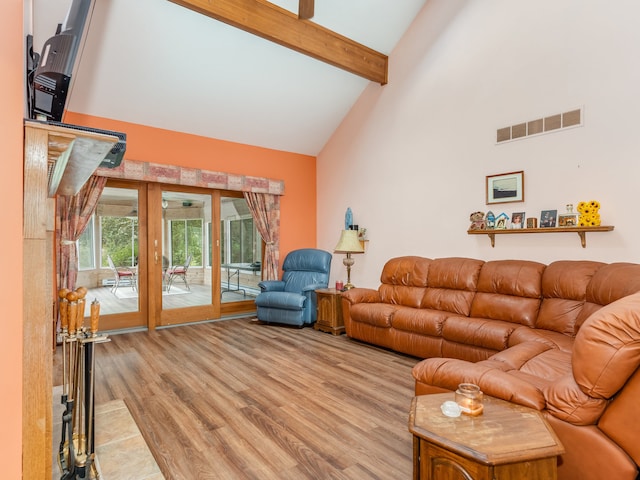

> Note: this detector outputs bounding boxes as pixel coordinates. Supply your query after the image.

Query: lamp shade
[334,229,365,254]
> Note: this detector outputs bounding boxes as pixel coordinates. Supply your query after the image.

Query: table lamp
[334,229,365,290]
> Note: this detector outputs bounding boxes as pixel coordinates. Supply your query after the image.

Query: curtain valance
[96,159,285,195]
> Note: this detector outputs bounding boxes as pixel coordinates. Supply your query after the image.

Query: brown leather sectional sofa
[341,256,640,480]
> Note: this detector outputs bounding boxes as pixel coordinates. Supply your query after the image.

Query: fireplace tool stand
[58,287,110,480]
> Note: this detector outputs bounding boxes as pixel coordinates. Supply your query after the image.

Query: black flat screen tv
[27,0,126,168]
[30,0,96,122]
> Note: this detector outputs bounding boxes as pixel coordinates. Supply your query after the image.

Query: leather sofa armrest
[341,287,381,304]
[412,357,546,410]
[258,280,285,292]
[544,375,608,425]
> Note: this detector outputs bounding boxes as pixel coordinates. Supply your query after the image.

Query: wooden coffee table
[408,393,564,480]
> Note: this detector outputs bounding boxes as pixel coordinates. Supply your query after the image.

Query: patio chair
[107,255,137,294]
[166,255,192,292]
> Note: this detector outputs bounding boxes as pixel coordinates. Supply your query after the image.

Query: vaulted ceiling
[31,0,427,155]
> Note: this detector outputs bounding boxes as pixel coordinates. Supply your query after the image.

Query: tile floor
[53,386,164,480]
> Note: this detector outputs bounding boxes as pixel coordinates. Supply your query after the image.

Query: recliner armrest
[301,283,328,293]
[258,280,286,292]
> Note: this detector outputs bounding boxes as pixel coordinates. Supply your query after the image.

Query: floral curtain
[243,192,280,281]
[56,175,108,291]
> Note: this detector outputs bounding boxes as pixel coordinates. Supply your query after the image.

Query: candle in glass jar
[455,383,484,416]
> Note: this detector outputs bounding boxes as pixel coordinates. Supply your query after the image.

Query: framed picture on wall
[486,171,524,204]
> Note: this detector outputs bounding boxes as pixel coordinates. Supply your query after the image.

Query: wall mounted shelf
[467,226,614,248]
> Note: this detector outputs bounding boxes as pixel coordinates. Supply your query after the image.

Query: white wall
[317,0,640,289]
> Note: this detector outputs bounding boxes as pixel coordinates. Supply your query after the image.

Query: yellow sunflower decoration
[577,200,601,226]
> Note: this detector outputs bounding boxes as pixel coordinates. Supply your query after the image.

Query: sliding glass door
[153,185,218,327]
[78,182,260,331]
[78,181,147,330]
[219,194,263,308]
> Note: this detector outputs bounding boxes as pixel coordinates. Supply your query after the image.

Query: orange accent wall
[65,113,318,265]
[3,1,25,478]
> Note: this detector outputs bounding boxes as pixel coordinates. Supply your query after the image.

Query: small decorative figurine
[485,211,496,229]
[468,212,486,230]
[345,207,353,230]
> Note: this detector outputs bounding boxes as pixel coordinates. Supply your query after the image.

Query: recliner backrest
[378,256,432,308]
[470,260,544,327]
[537,260,604,335]
[421,257,484,316]
[575,263,640,331]
[281,248,331,293]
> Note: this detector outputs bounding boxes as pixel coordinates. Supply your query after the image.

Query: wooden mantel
[22,121,117,479]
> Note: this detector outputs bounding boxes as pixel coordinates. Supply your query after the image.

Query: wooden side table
[408,393,564,480]
[314,288,344,335]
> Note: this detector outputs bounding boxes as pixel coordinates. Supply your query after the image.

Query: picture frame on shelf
[558,214,577,227]
[486,171,524,204]
[526,218,538,228]
[540,209,558,228]
[494,212,509,230]
[510,212,525,229]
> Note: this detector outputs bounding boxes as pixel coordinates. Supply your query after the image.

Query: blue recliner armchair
[255,248,332,327]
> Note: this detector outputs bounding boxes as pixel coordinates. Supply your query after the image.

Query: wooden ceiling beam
[168,0,388,84]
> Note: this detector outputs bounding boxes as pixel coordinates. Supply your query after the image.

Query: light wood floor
[55,318,421,479]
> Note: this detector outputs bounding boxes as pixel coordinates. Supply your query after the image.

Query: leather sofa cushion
[576,263,640,330]
[483,340,560,372]
[573,291,640,399]
[536,260,604,335]
[441,316,516,351]
[420,257,483,315]
[427,257,484,290]
[471,293,541,327]
[421,288,477,316]
[412,357,546,410]
[380,256,431,286]
[536,298,586,335]
[518,347,571,380]
[378,256,432,307]
[391,307,448,336]
[475,259,544,297]
[379,284,426,308]
[509,326,574,352]
[470,260,544,327]
[349,303,396,328]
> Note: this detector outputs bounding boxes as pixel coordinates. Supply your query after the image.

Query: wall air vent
[497,107,583,144]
